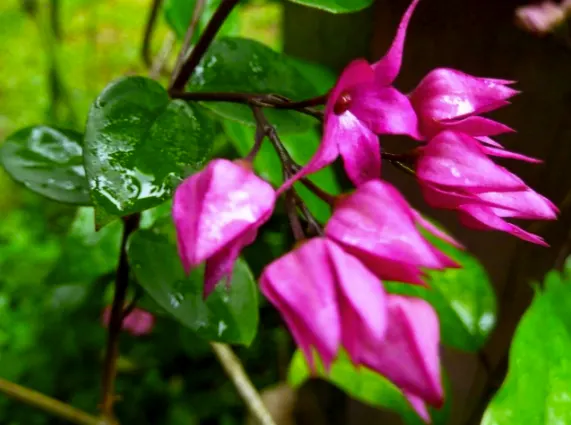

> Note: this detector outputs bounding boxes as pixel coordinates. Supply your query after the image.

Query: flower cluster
[172,0,557,420]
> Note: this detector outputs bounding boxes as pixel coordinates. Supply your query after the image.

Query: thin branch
[272,93,328,109]
[293,191,324,237]
[149,32,176,80]
[141,0,163,68]
[300,178,336,206]
[100,214,141,418]
[210,343,277,425]
[285,190,306,241]
[0,378,101,425]
[169,0,240,92]
[171,0,206,84]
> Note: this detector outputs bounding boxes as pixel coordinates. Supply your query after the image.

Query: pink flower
[361,295,443,419]
[101,307,155,336]
[417,131,557,244]
[325,179,460,285]
[173,159,275,296]
[280,0,420,190]
[260,238,387,370]
[515,1,568,35]
[409,68,519,141]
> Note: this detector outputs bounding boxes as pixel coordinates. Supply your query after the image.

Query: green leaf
[84,76,215,218]
[285,0,373,14]
[164,0,240,41]
[386,229,496,351]
[45,207,123,285]
[481,273,571,425]
[188,37,321,133]
[223,121,340,223]
[0,126,90,205]
[288,350,449,425]
[127,219,259,345]
[290,57,337,94]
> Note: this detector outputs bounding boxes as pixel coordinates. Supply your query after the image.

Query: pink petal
[411,209,464,249]
[260,238,341,369]
[477,188,558,220]
[410,68,518,123]
[362,295,443,406]
[372,0,420,86]
[417,131,526,192]
[173,160,275,271]
[337,112,382,186]
[438,116,515,137]
[458,205,548,246]
[123,309,155,336]
[326,180,453,272]
[475,136,503,148]
[482,146,542,164]
[326,241,387,364]
[351,85,421,139]
[404,392,431,423]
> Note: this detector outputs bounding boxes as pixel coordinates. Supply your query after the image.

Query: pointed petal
[337,112,382,186]
[475,136,503,148]
[458,205,548,246]
[325,241,387,364]
[173,159,275,269]
[372,0,420,85]
[351,85,421,139]
[410,68,518,123]
[438,116,515,137]
[404,392,431,423]
[326,180,453,272]
[411,209,464,249]
[482,146,542,163]
[260,238,341,369]
[478,188,558,220]
[417,131,526,192]
[362,295,443,406]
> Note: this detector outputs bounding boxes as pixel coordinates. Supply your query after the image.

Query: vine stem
[0,378,102,425]
[99,214,140,419]
[169,0,240,92]
[141,0,163,67]
[210,343,277,425]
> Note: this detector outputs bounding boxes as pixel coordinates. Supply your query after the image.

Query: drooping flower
[102,306,155,336]
[173,159,276,296]
[279,0,421,190]
[325,179,460,285]
[409,68,519,141]
[416,131,557,244]
[361,295,443,419]
[260,238,387,370]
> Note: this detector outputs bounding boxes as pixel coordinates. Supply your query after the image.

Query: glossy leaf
[45,207,122,285]
[386,226,496,351]
[84,76,215,218]
[290,57,337,94]
[481,272,571,425]
[164,0,240,41]
[188,37,320,133]
[288,350,450,425]
[223,121,340,222]
[285,0,373,14]
[0,126,90,205]
[127,219,259,345]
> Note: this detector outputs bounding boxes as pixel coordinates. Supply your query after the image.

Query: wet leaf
[188,37,321,133]
[386,227,497,351]
[285,0,373,13]
[84,76,215,218]
[0,126,90,204]
[127,219,258,345]
[481,272,571,425]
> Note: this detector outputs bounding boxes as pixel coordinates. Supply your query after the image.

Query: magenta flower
[409,68,519,141]
[173,159,275,296]
[325,179,460,285]
[280,0,420,190]
[417,131,557,244]
[102,307,155,336]
[360,295,443,419]
[260,238,387,369]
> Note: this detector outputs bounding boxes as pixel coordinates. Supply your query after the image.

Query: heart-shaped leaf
[223,121,340,223]
[386,224,497,351]
[187,37,322,133]
[0,126,90,204]
[288,350,450,425]
[285,0,373,14]
[84,76,215,218]
[481,271,571,425]
[127,219,259,345]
